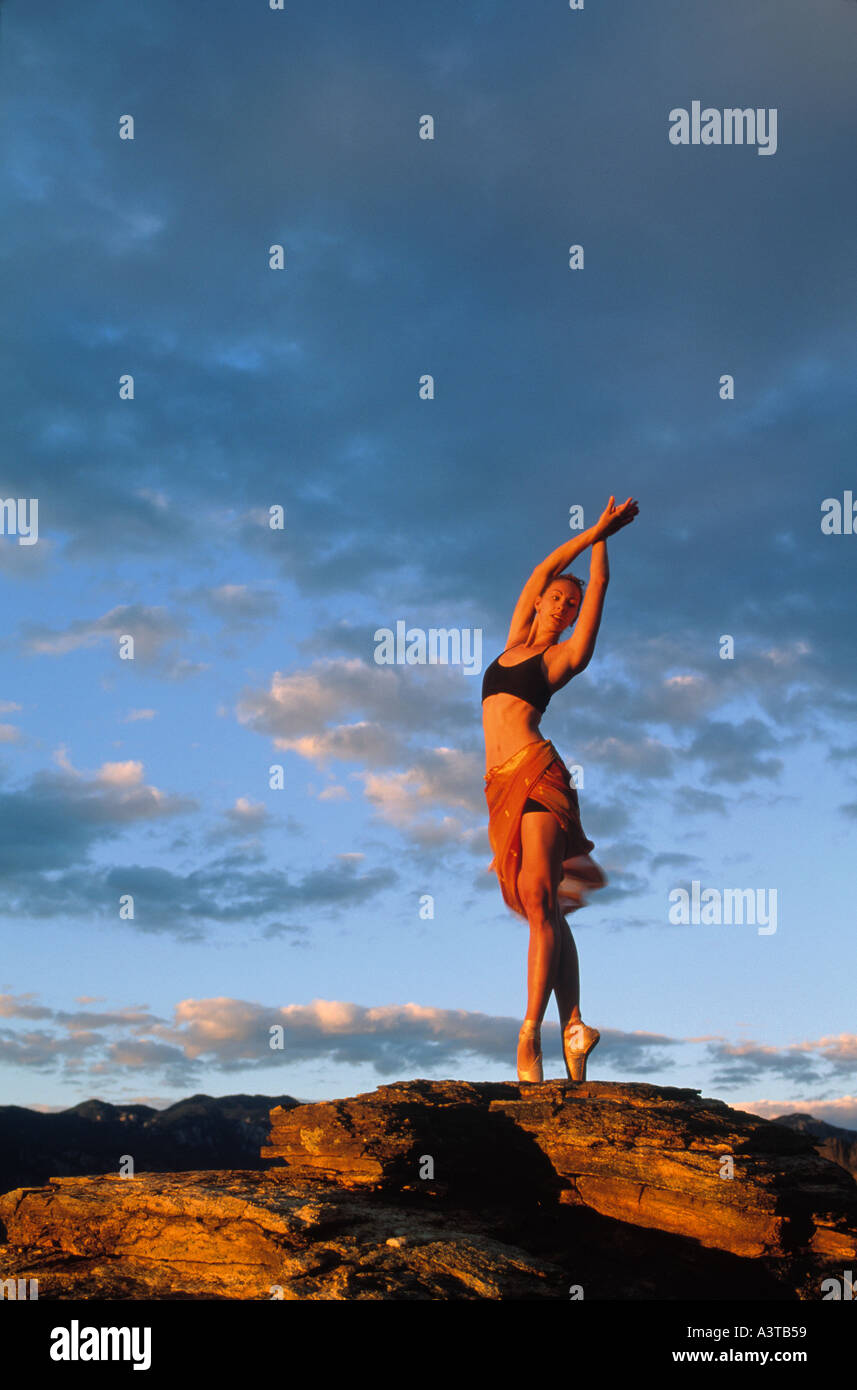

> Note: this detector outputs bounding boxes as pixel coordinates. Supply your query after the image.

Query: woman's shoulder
[542,639,577,684]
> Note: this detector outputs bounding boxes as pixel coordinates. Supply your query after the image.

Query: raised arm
[505,496,638,649]
[550,495,638,676]
[558,537,609,675]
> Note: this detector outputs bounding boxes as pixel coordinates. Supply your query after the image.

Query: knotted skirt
[484,738,604,917]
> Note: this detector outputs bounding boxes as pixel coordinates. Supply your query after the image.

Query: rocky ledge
[1,1080,855,1300]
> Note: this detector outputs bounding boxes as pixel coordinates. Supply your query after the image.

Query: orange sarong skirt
[484,738,605,917]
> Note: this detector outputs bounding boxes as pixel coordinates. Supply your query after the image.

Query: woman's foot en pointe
[517,1020,543,1083]
[562,1020,600,1081]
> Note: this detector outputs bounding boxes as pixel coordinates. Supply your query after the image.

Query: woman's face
[537,581,581,633]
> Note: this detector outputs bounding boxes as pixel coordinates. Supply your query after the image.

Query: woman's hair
[541,572,585,601]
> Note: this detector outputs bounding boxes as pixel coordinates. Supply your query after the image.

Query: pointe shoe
[562,1020,600,1081]
[517,1020,544,1083]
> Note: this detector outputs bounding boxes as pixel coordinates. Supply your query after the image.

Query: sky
[1,0,855,1127]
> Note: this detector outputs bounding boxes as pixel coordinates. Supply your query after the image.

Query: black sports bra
[481,648,553,714]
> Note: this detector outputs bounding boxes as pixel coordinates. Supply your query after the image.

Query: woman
[481,495,639,1083]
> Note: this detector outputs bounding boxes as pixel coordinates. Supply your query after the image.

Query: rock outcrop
[1,1079,855,1300]
[262,1080,857,1261]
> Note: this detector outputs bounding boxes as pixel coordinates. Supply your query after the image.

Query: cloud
[0,757,389,935]
[93,856,397,938]
[0,991,683,1085]
[746,1095,857,1133]
[650,851,700,872]
[235,659,473,746]
[20,604,186,665]
[218,797,270,835]
[672,786,729,818]
[235,660,489,850]
[0,753,196,877]
[687,718,785,785]
[192,583,280,625]
[5,985,854,1109]
[704,1034,857,1090]
[317,784,349,802]
[298,620,378,660]
[579,735,675,779]
[356,748,485,822]
[282,723,408,769]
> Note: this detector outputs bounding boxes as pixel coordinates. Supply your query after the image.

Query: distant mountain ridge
[0,1092,300,1194]
[773,1112,857,1180]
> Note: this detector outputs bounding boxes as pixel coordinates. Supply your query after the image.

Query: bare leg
[552,903,581,1033]
[553,858,607,1079]
[553,856,606,1028]
[515,812,565,1075]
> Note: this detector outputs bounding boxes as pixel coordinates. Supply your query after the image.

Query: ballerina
[481,495,639,1082]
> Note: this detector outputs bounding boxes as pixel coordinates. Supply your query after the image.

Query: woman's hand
[595,495,639,539]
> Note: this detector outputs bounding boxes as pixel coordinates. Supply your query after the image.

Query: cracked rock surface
[1,1079,855,1299]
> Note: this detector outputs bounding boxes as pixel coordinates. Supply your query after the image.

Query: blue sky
[1,0,856,1125]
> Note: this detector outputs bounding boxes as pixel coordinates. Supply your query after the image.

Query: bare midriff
[482,693,546,773]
